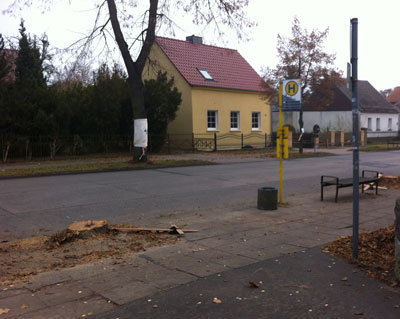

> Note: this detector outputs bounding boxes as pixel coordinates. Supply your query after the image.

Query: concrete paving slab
[0,291,47,319]
[183,247,257,268]
[300,224,354,237]
[287,237,327,249]
[13,307,66,319]
[99,280,159,305]
[80,269,142,293]
[34,281,94,306]
[41,295,116,319]
[22,269,72,291]
[258,221,311,234]
[0,287,30,300]
[189,235,238,248]
[138,241,208,260]
[151,253,229,278]
[134,262,197,290]
[214,241,304,261]
[93,246,400,319]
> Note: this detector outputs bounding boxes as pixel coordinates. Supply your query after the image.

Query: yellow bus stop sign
[276,126,289,159]
[285,81,299,96]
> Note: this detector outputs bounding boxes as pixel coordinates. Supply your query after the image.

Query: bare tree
[262,17,340,152]
[380,88,393,99]
[4,0,254,161]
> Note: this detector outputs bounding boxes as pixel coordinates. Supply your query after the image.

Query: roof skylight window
[197,68,214,81]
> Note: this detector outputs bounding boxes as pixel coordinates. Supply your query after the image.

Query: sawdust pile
[0,224,178,285]
[379,176,400,189]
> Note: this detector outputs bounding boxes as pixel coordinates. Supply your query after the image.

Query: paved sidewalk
[0,188,398,318]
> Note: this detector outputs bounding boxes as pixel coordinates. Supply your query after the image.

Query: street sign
[313,124,320,135]
[276,126,289,159]
[346,62,352,92]
[282,79,302,110]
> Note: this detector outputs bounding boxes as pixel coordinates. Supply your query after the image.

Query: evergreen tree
[14,21,51,138]
[15,21,47,89]
[144,72,181,152]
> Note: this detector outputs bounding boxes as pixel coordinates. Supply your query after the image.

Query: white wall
[273,110,400,135]
[272,110,352,133]
[360,113,399,132]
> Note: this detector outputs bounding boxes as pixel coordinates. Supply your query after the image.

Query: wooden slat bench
[321,170,379,202]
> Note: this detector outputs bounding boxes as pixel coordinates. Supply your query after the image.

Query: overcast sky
[1,0,399,91]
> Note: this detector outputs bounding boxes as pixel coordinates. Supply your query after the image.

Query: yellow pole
[279,82,283,204]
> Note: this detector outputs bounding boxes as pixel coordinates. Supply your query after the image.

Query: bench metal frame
[321,170,379,202]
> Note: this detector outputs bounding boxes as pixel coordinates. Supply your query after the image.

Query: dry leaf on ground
[0,308,11,314]
[249,281,259,288]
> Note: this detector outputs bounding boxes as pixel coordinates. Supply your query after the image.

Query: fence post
[360,129,366,146]
[167,134,170,154]
[241,134,244,149]
[214,133,217,151]
[288,131,293,148]
[25,139,29,161]
[330,131,335,146]
[192,133,195,153]
[340,131,344,147]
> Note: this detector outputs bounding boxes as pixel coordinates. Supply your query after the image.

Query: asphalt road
[1,151,399,240]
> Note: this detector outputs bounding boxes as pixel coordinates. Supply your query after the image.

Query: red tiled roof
[387,86,400,104]
[155,36,264,92]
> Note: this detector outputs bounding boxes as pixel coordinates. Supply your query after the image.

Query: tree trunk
[299,111,304,154]
[128,77,147,162]
[106,0,158,162]
[2,141,10,163]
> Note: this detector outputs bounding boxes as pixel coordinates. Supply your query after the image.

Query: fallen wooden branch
[111,224,199,235]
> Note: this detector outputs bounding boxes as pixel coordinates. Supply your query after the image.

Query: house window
[197,68,214,81]
[230,111,240,130]
[252,112,261,130]
[388,118,392,131]
[207,110,218,130]
[367,118,372,131]
[376,118,380,131]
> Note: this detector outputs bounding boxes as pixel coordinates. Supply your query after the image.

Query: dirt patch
[380,176,400,189]
[325,225,398,286]
[324,175,400,286]
[0,225,178,285]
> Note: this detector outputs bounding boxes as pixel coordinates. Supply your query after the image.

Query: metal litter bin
[257,187,278,210]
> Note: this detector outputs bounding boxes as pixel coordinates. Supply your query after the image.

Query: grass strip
[0,159,214,178]
[359,144,399,152]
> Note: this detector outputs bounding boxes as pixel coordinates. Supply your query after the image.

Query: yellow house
[143,35,271,150]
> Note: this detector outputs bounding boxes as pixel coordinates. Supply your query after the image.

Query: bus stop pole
[279,82,283,204]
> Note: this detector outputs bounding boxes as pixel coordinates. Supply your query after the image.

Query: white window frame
[367,117,372,131]
[207,110,218,131]
[376,118,380,131]
[388,118,392,131]
[252,112,261,130]
[230,111,240,131]
[198,68,214,81]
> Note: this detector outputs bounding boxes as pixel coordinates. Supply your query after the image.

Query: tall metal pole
[279,81,283,204]
[351,18,359,259]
